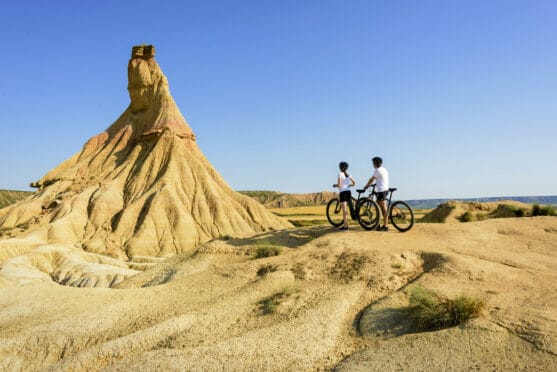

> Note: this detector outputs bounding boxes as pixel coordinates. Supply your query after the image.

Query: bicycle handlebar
[356,184,376,193]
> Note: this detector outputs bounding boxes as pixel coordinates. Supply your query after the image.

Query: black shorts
[339,190,351,202]
[376,191,389,201]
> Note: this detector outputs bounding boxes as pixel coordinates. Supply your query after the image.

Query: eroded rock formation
[0,45,291,286]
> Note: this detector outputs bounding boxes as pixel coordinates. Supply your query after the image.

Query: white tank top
[339,171,352,192]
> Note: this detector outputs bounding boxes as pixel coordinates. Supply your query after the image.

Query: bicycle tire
[326,198,344,227]
[389,201,414,232]
[357,198,380,230]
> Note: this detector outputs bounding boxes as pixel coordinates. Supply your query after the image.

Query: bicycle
[356,184,415,232]
[325,188,380,228]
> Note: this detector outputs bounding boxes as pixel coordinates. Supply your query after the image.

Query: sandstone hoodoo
[0,45,291,285]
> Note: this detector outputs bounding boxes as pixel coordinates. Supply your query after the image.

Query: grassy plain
[270,205,430,227]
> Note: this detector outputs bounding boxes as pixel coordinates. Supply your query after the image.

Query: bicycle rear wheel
[389,201,414,232]
[357,198,380,230]
[326,198,344,227]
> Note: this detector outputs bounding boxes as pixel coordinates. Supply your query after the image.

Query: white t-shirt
[373,167,389,192]
[338,172,353,192]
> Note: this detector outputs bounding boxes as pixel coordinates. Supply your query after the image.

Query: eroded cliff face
[0,45,291,286]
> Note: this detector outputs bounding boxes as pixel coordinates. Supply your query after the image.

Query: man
[364,156,389,231]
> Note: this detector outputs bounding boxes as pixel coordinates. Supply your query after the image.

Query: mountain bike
[357,185,415,232]
[326,188,380,228]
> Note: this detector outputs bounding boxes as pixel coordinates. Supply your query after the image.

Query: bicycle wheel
[326,198,344,227]
[389,201,414,232]
[357,198,380,230]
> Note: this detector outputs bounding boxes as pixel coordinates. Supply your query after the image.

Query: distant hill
[420,200,535,223]
[239,191,337,208]
[406,195,557,209]
[0,190,33,209]
[240,191,557,209]
[4,189,556,211]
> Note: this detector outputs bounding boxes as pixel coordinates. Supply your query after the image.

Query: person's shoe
[339,226,349,230]
[379,225,389,232]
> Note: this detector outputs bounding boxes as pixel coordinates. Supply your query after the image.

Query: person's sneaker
[379,225,389,232]
[339,226,349,231]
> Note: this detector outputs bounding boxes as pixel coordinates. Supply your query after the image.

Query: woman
[333,161,356,230]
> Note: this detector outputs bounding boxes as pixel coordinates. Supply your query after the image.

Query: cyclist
[364,156,389,231]
[333,161,356,230]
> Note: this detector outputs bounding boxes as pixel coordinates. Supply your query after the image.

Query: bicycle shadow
[227,225,337,249]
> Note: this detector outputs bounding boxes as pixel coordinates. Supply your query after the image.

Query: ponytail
[339,161,349,177]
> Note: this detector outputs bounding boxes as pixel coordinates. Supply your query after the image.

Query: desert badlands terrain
[1,217,556,370]
[0,46,556,371]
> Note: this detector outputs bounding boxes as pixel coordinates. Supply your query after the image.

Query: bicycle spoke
[357,199,380,230]
[389,201,414,232]
[326,198,344,227]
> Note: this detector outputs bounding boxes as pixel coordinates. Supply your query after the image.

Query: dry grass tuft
[258,287,300,315]
[405,286,485,331]
[329,252,369,283]
[291,263,306,279]
[253,245,282,259]
[257,264,278,276]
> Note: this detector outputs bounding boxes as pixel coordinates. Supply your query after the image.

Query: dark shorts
[376,191,389,201]
[339,190,351,202]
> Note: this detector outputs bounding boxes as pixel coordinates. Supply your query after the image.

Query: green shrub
[405,286,485,331]
[253,245,282,259]
[459,211,474,222]
[532,204,557,216]
[257,264,277,276]
[512,208,524,217]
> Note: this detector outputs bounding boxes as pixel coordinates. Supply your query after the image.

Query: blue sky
[0,0,556,200]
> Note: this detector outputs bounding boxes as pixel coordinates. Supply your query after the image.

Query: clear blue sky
[0,0,556,200]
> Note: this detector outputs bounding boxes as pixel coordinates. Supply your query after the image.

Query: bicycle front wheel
[357,198,380,230]
[326,198,344,227]
[390,201,414,232]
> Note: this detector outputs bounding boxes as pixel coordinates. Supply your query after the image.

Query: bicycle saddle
[356,189,366,193]
[389,188,397,192]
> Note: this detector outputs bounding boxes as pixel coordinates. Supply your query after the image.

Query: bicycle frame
[334,190,366,220]
[367,184,396,214]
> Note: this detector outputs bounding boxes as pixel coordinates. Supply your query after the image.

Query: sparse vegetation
[459,210,488,222]
[258,287,300,315]
[329,252,369,283]
[391,262,403,270]
[257,264,277,276]
[459,211,473,222]
[405,286,485,331]
[291,263,306,279]
[219,234,232,241]
[493,204,527,218]
[253,245,282,259]
[288,219,326,227]
[532,204,557,216]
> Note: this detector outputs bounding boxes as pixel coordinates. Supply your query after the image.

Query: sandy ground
[1,217,556,371]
